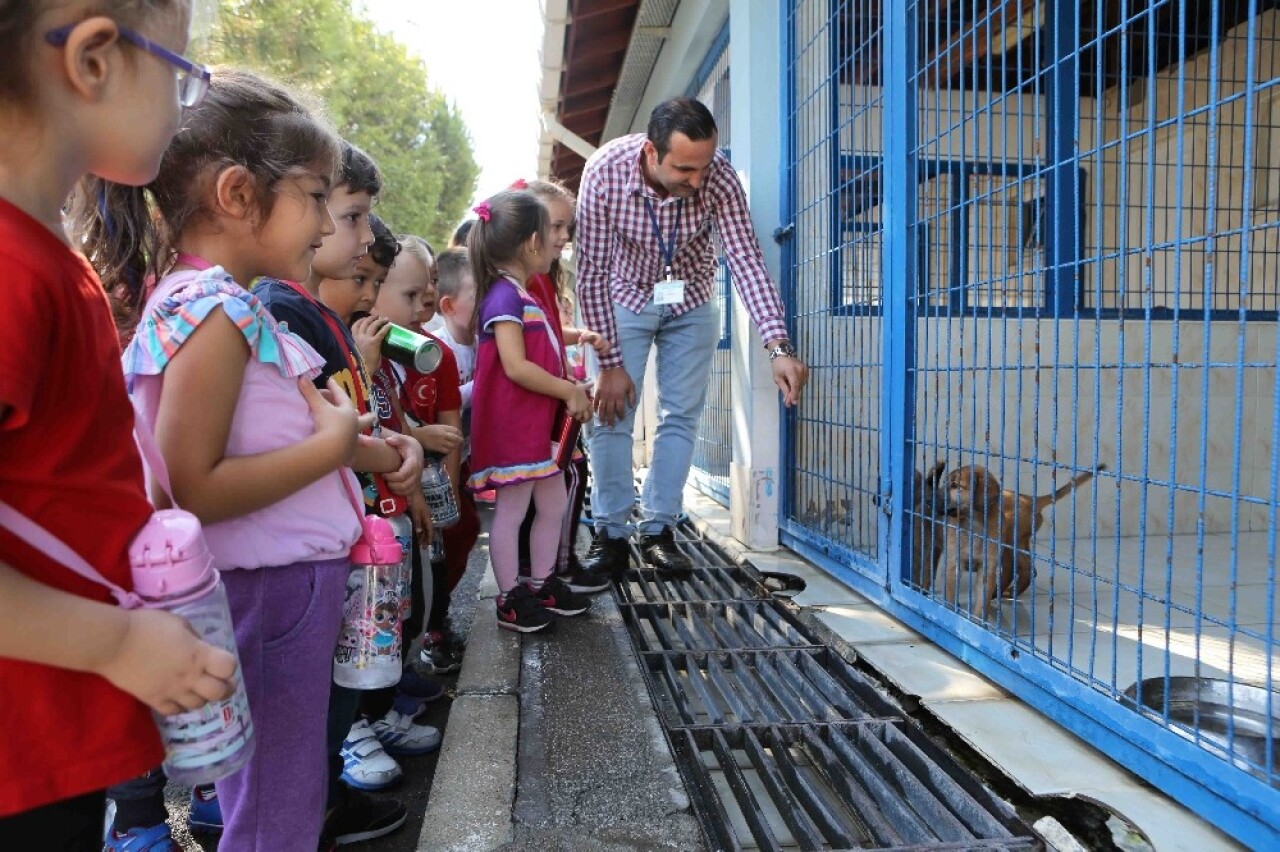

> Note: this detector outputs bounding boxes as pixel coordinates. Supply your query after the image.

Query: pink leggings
[491,476,568,593]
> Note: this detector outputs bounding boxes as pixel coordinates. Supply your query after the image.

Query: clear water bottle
[386,513,414,625]
[428,529,445,564]
[130,511,254,786]
[421,453,460,528]
[334,516,404,689]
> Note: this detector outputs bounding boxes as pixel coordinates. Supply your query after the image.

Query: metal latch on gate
[773,224,795,244]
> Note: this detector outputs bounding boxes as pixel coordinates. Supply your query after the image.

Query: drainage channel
[613,525,1041,851]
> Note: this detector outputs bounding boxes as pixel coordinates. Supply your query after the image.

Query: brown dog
[910,461,948,590]
[941,464,1104,618]
[871,461,948,589]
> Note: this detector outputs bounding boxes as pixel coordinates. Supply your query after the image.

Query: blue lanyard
[643,196,683,279]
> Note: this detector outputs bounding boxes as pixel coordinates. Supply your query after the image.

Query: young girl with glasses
[0,2,235,849]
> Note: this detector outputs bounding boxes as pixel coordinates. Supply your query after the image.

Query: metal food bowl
[1123,677,1280,781]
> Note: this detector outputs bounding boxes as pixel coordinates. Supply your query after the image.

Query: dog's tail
[1035,464,1106,512]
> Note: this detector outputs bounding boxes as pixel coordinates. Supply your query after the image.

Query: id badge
[653,278,686,306]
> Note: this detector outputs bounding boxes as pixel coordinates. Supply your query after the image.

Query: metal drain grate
[671,724,1037,850]
[622,601,814,652]
[616,562,766,605]
[642,649,901,728]
[614,527,1040,850]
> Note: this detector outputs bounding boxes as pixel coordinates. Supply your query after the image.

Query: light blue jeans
[589,299,719,538]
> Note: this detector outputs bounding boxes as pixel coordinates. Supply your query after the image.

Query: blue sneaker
[104,823,179,851]
[371,708,442,757]
[341,719,403,790]
[187,784,222,834]
[395,666,446,717]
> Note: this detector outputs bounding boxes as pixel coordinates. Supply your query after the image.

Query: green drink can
[381,323,442,374]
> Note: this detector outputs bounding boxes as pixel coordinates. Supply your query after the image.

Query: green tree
[207,0,478,248]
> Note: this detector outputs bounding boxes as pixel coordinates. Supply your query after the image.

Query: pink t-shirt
[125,269,362,570]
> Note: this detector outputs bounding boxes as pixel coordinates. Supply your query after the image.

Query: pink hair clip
[509,178,529,190]
[473,202,492,222]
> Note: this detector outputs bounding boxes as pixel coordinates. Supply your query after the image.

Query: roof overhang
[536,0,644,190]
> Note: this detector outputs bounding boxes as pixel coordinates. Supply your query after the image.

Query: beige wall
[797,316,1276,546]
[1092,10,1280,311]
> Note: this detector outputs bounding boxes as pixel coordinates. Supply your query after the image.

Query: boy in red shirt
[361,236,468,674]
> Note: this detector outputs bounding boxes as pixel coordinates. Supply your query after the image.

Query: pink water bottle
[334,516,405,689]
[130,511,255,785]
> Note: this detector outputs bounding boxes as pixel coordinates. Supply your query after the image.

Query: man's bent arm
[713,166,790,346]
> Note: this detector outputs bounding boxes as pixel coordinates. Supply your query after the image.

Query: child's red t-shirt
[0,198,163,815]
[387,331,462,425]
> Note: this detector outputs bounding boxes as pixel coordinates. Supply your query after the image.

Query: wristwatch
[767,341,798,361]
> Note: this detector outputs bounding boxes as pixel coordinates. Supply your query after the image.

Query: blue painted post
[881,0,917,586]
[1045,0,1081,316]
[778,0,795,524]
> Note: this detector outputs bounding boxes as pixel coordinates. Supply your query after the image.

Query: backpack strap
[133,404,175,504]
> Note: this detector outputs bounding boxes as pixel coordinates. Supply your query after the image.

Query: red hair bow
[473,202,491,222]
[509,178,529,190]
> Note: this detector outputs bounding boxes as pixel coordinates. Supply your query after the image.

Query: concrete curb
[416,576,520,851]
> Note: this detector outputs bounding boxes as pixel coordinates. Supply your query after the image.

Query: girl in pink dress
[466,190,593,633]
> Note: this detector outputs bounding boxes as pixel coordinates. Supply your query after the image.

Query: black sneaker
[639,527,693,576]
[582,531,631,579]
[321,788,407,847]
[418,629,465,673]
[496,585,555,633]
[560,563,613,593]
[531,576,591,616]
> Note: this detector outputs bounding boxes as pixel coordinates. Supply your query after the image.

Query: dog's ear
[980,471,1003,506]
[927,460,946,486]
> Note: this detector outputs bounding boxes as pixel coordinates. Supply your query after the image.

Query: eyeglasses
[45,23,211,109]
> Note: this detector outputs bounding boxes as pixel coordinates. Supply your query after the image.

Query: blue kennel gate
[779,0,1280,845]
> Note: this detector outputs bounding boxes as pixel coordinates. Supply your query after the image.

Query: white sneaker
[340,719,403,790]
[371,709,442,756]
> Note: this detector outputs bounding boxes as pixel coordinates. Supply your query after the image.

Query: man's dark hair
[647,97,717,160]
[340,141,381,197]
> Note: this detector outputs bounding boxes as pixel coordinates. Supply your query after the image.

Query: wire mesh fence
[781,0,1280,843]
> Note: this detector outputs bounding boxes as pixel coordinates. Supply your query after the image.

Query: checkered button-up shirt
[576,133,788,370]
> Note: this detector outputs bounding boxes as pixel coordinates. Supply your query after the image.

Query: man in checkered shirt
[577,97,809,578]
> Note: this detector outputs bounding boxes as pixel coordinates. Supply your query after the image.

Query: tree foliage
[207,0,478,248]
